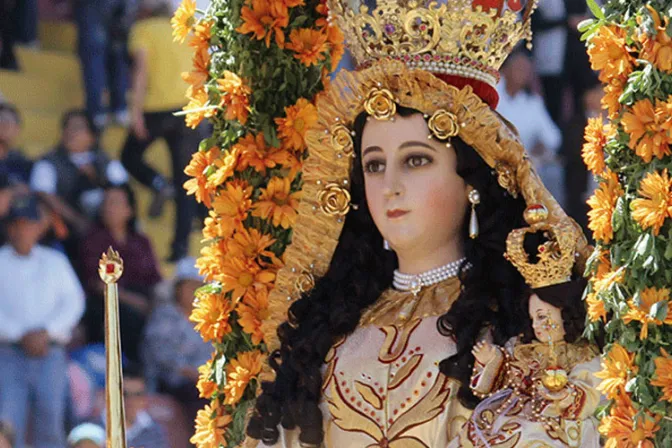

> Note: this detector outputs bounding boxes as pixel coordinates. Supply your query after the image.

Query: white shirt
[0,245,85,344]
[496,78,562,166]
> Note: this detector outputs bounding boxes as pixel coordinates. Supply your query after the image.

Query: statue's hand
[472,340,498,366]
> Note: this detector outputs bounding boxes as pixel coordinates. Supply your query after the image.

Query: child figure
[453,217,602,447]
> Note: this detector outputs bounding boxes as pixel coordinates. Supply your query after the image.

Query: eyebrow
[362,140,437,157]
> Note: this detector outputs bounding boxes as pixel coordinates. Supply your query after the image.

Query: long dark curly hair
[247,106,529,446]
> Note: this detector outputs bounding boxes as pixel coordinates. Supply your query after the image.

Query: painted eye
[407,155,431,168]
[365,160,385,173]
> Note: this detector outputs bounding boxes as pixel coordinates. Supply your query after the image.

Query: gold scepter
[99,247,127,448]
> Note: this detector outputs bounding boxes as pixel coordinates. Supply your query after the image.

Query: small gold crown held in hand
[505,205,579,289]
[99,246,124,284]
[326,0,538,89]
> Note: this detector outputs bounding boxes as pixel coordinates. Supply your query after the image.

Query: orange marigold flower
[588,25,633,83]
[202,210,231,240]
[252,176,302,229]
[596,343,638,400]
[196,357,218,399]
[599,394,660,448]
[602,76,627,119]
[190,403,231,448]
[631,169,672,235]
[171,0,197,44]
[638,7,672,72]
[237,287,270,345]
[211,181,253,236]
[227,227,277,262]
[623,287,672,339]
[582,117,613,175]
[275,98,318,151]
[588,171,624,244]
[223,350,264,406]
[184,146,221,208]
[586,293,607,323]
[651,348,672,402]
[217,70,251,124]
[207,146,240,190]
[316,2,329,27]
[326,24,345,70]
[189,19,213,50]
[182,46,210,93]
[190,292,235,342]
[196,240,227,281]
[621,98,672,162]
[183,88,215,129]
[287,28,329,66]
[283,0,305,6]
[233,133,296,175]
[236,0,289,49]
[217,256,276,302]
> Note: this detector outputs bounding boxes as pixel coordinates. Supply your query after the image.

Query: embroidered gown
[259,278,473,447]
[449,337,602,448]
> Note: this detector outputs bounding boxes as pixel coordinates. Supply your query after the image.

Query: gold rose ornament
[318,183,352,217]
[331,124,355,157]
[363,87,396,120]
[428,110,460,140]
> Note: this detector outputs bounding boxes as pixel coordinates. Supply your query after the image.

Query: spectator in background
[79,184,161,363]
[74,0,138,129]
[119,365,169,448]
[0,194,85,448]
[67,423,104,448]
[121,0,201,262]
[30,109,128,259]
[0,421,14,448]
[563,75,603,235]
[0,173,12,246]
[496,48,565,207]
[142,256,211,424]
[0,103,32,187]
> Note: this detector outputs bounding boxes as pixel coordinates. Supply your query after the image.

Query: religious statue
[242,1,593,447]
[451,221,602,447]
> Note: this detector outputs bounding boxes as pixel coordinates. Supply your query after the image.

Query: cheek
[414,175,466,227]
[364,177,385,222]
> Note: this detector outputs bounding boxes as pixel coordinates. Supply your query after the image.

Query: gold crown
[505,206,580,289]
[327,0,538,89]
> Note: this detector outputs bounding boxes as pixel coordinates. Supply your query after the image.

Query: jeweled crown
[327,0,538,89]
[505,207,580,290]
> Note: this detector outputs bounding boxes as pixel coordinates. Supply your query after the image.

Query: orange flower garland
[596,343,638,400]
[587,171,624,244]
[651,348,672,402]
[599,395,660,448]
[630,169,672,235]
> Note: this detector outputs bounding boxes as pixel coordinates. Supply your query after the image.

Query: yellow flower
[586,293,607,323]
[621,98,672,162]
[252,176,302,229]
[202,210,231,240]
[207,146,240,191]
[171,0,197,44]
[236,0,289,49]
[189,19,213,50]
[190,292,235,342]
[651,348,672,402]
[182,46,210,93]
[631,169,672,235]
[196,240,227,282]
[217,256,276,302]
[595,343,638,400]
[237,287,270,345]
[211,181,253,237]
[602,76,627,119]
[274,98,318,151]
[183,146,221,208]
[286,28,329,67]
[326,24,345,70]
[217,71,252,125]
[226,227,277,263]
[600,394,660,448]
[582,117,612,175]
[223,350,264,406]
[587,25,633,83]
[623,287,672,339]
[196,357,218,399]
[190,404,230,448]
[587,171,624,244]
[233,133,297,175]
[638,7,672,72]
[183,87,214,129]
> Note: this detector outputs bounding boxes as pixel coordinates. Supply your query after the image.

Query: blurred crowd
[0,0,604,447]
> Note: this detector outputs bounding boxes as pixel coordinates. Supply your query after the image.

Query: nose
[382,168,404,200]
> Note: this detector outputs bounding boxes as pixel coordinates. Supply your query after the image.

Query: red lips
[386,209,409,218]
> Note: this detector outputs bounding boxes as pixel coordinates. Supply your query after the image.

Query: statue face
[360,113,468,267]
[529,293,566,343]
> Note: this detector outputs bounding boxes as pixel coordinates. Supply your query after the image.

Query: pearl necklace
[393,257,467,295]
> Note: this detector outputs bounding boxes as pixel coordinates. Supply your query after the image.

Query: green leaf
[215,354,227,386]
[651,300,669,321]
[577,18,596,32]
[586,0,605,20]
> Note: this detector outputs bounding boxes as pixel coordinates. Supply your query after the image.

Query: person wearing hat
[141,256,212,425]
[67,423,105,448]
[0,194,85,448]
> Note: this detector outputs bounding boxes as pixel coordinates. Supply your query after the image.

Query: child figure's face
[529,293,565,343]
